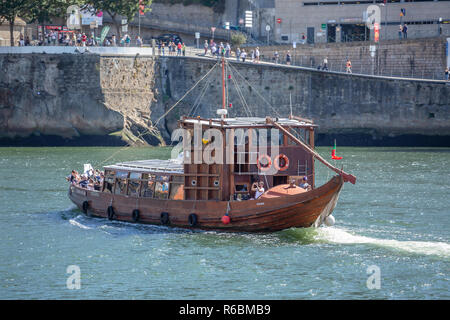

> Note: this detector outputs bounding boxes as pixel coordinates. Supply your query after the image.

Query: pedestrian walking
[225,43,231,58]
[204,40,209,55]
[161,42,165,56]
[445,67,449,81]
[136,36,143,47]
[322,57,328,71]
[182,43,186,56]
[346,59,352,74]
[255,47,260,63]
[274,51,279,64]
[286,51,291,65]
[236,48,241,61]
[402,24,408,39]
[398,25,403,40]
[241,49,247,62]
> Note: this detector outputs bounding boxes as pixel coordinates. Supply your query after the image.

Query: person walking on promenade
[445,67,449,81]
[241,49,247,62]
[161,42,165,56]
[322,57,328,71]
[346,59,352,73]
[236,47,241,61]
[398,25,403,40]
[177,42,182,56]
[274,51,279,64]
[402,24,408,39]
[255,47,260,63]
[182,43,186,56]
[286,51,291,65]
[204,40,209,55]
[225,43,231,58]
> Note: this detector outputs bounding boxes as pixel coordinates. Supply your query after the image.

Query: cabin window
[154,175,169,199]
[127,172,141,197]
[235,184,248,192]
[169,176,184,200]
[115,177,128,195]
[140,174,155,198]
[103,170,115,193]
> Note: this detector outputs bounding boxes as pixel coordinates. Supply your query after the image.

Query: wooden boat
[68,58,356,232]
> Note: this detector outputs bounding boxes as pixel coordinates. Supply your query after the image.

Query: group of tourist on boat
[66,166,104,191]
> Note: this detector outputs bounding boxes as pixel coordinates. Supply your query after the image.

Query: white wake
[316,227,450,258]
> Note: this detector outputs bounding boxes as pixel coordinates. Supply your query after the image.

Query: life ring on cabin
[274,154,289,171]
[82,201,89,214]
[132,209,140,222]
[107,206,115,220]
[160,212,170,225]
[188,213,198,227]
[257,154,272,171]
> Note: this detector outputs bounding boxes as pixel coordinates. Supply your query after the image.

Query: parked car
[222,25,241,31]
[155,33,182,45]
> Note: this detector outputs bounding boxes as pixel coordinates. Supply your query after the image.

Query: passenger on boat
[299,177,311,190]
[252,181,265,199]
[79,175,89,188]
[66,170,78,184]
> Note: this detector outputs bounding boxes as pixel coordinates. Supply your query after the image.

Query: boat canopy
[180,116,317,128]
[104,159,183,174]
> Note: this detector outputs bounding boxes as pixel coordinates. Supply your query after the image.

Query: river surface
[0,147,449,299]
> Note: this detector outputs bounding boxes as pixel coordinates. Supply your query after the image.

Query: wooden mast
[222,57,226,113]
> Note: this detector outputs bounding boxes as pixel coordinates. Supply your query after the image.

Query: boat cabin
[101,116,317,202]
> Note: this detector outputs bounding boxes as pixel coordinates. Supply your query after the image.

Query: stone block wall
[257,37,448,79]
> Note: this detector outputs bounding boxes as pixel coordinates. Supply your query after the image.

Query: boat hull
[68,175,344,232]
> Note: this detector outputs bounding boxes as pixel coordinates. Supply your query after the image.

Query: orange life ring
[257,154,272,171]
[274,154,289,171]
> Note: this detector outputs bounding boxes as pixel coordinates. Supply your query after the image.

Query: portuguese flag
[331,140,342,160]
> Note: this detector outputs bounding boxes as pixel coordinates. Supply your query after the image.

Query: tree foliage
[88,0,153,37]
[0,0,84,45]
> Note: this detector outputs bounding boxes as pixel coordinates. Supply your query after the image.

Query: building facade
[271,0,450,44]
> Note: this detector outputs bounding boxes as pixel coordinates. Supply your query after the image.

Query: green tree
[88,0,152,38]
[0,0,35,45]
[231,32,246,47]
[0,0,83,46]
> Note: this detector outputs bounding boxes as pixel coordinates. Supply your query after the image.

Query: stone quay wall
[0,53,449,146]
[256,37,448,80]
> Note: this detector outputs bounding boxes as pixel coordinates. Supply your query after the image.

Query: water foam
[69,217,92,230]
[316,227,450,258]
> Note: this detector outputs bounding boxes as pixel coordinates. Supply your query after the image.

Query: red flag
[331,140,342,160]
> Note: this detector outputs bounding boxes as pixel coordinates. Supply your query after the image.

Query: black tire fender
[188,213,198,227]
[82,201,89,214]
[107,206,114,220]
[160,212,170,225]
[132,209,140,222]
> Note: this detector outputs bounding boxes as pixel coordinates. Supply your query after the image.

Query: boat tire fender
[132,209,140,222]
[188,213,198,227]
[107,206,115,220]
[82,201,89,214]
[160,212,170,225]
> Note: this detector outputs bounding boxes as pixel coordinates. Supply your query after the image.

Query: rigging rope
[99,60,220,166]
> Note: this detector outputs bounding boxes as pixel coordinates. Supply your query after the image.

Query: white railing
[0,46,153,55]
